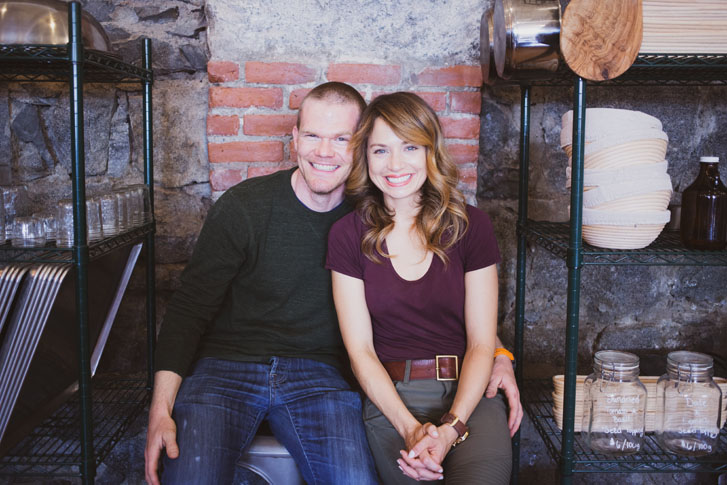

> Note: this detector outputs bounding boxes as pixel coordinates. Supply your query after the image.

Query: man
[145,82,522,485]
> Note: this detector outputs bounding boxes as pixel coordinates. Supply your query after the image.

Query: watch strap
[439,412,469,444]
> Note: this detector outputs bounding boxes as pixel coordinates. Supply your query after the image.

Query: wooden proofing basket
[552,375,727,432]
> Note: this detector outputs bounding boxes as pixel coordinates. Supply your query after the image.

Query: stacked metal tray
[0,243,142,454]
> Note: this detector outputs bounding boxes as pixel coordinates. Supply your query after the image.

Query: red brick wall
[206,61,482,200]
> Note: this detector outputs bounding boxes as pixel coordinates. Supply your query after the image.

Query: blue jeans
[162,357,378,485]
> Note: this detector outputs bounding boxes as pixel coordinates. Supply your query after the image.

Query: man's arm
[487,336,523,436]
[145,370,183,485]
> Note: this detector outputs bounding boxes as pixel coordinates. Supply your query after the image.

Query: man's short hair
[296,82,366,128]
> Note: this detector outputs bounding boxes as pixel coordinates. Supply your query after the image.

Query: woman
[326,92,511,484]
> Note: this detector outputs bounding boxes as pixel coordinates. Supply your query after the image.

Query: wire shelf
[523,379,727,473]
[0,45,153,83]
[0,222,155,264]
[521,221,727,266]
[0,374,149,478]
[506,54,727,87]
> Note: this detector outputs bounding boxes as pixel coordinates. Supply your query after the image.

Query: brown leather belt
[383,355,460,381]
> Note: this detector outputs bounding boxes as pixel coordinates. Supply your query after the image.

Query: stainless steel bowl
[494,0,561,81]
[0,0,111,52]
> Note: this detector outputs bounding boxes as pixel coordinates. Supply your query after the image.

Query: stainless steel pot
[493,0,561,81]
[480,10,498,86]
[0,0,111,52]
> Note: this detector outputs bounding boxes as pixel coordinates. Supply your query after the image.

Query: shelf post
[560,77,587,484]
[142,37,157,390]
[512,84,531,484]
[68,2,94,484]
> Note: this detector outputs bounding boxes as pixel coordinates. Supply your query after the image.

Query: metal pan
[480,9,498,86]
[495,0,561,81]
[0,265,30,334]
[0,0,112,52]
[0,265,54,399]
[91,242,142,375]
[0,265,30,330]
[1,245,137,452]
[0,264,69,443]
[0,266,46,426]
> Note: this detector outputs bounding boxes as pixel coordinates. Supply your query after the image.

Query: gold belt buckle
[435,355,458,381]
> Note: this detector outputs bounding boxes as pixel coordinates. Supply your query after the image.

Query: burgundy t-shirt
[326,205,500,362]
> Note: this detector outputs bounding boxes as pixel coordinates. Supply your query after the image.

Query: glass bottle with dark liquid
[680,156,727,250]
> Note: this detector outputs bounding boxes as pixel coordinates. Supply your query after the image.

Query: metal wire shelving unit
[509,54,727,484]
[524,379,727,474]
[0,3,155,484]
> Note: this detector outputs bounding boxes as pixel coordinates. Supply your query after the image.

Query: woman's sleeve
[326,213,364,279]
[462,205,501,272]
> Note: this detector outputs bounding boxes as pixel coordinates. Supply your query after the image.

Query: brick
[243,114,297,136]
[415,92,447,112]
[208,141,284,163]
[289,141,298,162]
[290,88,312,109]
[207,115,239,136]
[446,143,479,164]
[327,63,401,85]
[209,87,283,109]
[451,91,482,114]
[458,166,478,188]
[248,162,296,179]
[415,65,482,87]
[208,61,239,83]
[246,62,317,84]
[210,168,244,191]
[440,116,480,139]
[372,91,446,112]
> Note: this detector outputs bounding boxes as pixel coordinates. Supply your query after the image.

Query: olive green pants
[363,379,512,485]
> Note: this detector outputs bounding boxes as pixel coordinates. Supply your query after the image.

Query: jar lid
[699,156,719,163]
[594,350,640,372]
[666,350,713,374]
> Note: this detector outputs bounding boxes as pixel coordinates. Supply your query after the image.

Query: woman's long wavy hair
[347,92,469,264]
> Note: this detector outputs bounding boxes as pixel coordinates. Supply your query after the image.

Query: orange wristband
[494,347,514,361]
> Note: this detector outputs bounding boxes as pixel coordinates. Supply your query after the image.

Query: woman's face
[366,118,427,208]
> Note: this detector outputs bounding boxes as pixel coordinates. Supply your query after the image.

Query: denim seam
[283,404,319,484]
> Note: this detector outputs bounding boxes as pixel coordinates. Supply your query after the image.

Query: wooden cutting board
[561,0,643,81]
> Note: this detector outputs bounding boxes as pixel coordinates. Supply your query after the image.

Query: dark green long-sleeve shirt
[155,168,352,377]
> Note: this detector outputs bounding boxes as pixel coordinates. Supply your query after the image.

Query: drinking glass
[114,189,128,232]
[56,199,74,248]
[11,216,46,248]
[99,193,119,237]
[127,187,143,227]
[33,212,57,243]
[1,186,21,241]
[128,184,152,223]
[86,197,103,242]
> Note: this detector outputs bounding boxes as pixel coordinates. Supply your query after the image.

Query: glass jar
[680,156,727,250]
[582,350,647,455]
[656,351,723,456]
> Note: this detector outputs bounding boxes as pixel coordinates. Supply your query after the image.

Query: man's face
[292,98,361,197]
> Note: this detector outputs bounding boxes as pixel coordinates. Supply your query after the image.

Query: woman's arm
[405,264,499,465]
[331,270,444,480]
[449,264,499,423]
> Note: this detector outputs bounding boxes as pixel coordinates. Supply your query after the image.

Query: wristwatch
[440,412,469,446]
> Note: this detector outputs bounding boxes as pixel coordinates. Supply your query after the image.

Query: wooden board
[641,0,727,54]
[561,0,643,81]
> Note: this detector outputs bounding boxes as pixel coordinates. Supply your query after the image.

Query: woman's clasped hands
[397,422,459,481]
